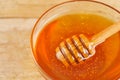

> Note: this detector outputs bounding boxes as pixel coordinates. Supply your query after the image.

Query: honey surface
[35,14,120,80]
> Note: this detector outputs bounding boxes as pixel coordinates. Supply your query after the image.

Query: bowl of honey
[31,0,120,80]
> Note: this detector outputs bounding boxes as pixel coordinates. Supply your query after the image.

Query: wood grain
[0,0,69,18]
[0,0,120,18]
[0,19,46,80]
[0,0,120,80]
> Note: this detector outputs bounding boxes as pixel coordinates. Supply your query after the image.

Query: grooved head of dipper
[56,34,95,67]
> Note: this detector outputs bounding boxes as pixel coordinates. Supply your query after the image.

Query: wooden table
[0,0,120,80]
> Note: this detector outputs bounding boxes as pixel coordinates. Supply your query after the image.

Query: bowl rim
[30,0,120,79]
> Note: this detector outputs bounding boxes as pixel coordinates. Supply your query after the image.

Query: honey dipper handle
[91,22,120,47]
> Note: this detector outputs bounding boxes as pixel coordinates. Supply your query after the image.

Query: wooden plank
[0,0,69,18]
[0,19,47,80]
[0,0,120,18]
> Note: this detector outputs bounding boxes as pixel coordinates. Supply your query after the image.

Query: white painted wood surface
[0,0,120,80]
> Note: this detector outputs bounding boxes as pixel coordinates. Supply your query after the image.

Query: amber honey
[34,14,120,80]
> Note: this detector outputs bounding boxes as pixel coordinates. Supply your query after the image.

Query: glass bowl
[31,0,120,80]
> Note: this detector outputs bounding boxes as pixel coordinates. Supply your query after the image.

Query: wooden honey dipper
[56,22,120,67]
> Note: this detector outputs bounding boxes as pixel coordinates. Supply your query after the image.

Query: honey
[34,14,120,80]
